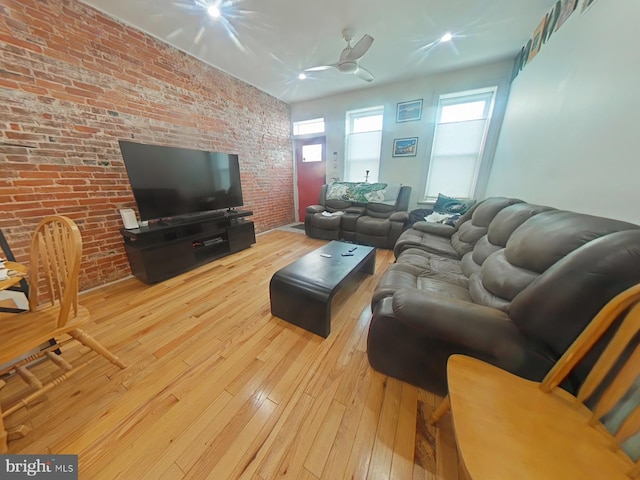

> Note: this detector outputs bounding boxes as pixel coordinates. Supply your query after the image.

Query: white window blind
[344,106,383,183]
[425,88,496,200]
[345,131,382,182]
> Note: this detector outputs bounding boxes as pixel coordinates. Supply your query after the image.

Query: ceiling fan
[305,29,375,82]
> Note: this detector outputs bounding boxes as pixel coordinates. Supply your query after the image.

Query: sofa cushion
[357,216,392,236]
[372,258,470,306]
[366,202,397,219]
[433,193,477,215]
[397,228,460,259]
[487,203,555,246]
[475,251,539,304]
[505,211,639,273]
[464,203,555,276]
[450,197,524,257]
[467,236,503,272]
[309,213,342,229]
[325,198,354,211]
[413,221,455,237]
[373,266,472,305]
[396,248,464,276]
[394,249,467,287]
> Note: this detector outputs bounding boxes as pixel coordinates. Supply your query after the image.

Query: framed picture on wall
[527,16,547,62]
[556,0,578,31]
[396,99,423,123]
[392,137,418,157]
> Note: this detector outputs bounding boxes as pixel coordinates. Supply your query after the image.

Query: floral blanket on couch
[325,182,401,206]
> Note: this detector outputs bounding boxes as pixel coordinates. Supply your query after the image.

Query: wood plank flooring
[1,228,464,479]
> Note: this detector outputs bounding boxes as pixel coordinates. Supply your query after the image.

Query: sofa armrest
[412,221,455,238]
[306,204,325,214]
[389,211,408,223]
[391,290,531,365]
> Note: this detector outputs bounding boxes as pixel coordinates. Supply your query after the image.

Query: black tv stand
[158,218,182,226]
[120,210,256,284]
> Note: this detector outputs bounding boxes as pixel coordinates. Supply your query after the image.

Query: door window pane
[302,143,323,162]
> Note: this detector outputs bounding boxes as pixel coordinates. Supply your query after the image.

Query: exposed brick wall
[0,0,294,290]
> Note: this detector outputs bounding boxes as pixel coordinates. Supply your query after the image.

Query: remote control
[341,252,354,256]
[348,247,357,252]
[320,253,332,258]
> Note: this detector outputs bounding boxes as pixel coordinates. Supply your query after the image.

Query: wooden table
[0,261,28,291]
[269,241,375,337]
[0,261,28,313]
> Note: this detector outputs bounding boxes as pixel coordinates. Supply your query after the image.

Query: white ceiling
[79,0,555,104]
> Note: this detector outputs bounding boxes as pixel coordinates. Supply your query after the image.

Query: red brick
[0,0,294,291]
[0,32,43,53]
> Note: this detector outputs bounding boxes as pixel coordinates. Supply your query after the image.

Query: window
[293,117,325,136]
[424,87,497,200]
[301,143,322,162]
[344,106,384,183]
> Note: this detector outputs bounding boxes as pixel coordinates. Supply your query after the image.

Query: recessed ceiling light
[298,73,307,80]
[207,5,221,18]
[440,32,453,43]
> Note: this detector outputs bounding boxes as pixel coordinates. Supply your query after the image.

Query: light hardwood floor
[2,228,465,480]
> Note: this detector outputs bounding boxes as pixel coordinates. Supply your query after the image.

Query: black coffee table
[270,241,376,337]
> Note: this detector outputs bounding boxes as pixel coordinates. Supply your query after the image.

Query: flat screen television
[118,140,244,222]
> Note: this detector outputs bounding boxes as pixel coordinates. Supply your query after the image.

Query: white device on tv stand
[119,209,139,229]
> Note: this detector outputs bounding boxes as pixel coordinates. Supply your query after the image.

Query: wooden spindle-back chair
[0,216,126,452]
[430,282,640,479]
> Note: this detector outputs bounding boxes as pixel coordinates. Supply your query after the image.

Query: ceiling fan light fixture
[440,32,453,43]
[207,5,221,18]
[338,61,358,74]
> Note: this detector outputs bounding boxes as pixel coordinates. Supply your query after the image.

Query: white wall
[486,0,640,223]
[291,60,513,211]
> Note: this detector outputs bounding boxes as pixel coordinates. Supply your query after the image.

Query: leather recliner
[367,200,640,396]
[305,184,411,249]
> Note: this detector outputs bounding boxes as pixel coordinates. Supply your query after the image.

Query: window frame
[423,87,497,202]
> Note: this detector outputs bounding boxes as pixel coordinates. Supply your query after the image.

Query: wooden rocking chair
[0,216,126,452]
[430,282,640,479]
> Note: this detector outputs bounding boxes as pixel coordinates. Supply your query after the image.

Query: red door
[295,137,326,221]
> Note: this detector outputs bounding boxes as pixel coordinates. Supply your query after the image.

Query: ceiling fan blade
[344,34,373,61]
[305,64,337,72]
[339,47,350,62]
[354,66,374,82]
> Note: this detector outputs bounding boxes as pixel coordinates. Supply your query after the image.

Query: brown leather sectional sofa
[367,197,640,396]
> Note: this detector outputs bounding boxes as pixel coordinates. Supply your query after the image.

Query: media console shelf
[120,210,256,284]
